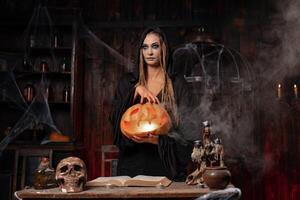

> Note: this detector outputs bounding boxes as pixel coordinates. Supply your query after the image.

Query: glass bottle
[60,57,66,72]
[24,82,35,102]
[53,31,59,48]
[23,57,33,72]
[63,85,70,103]
[40,60,49,72]
[33,156,57,189]
[29,33,36,48]
[46,85,54,102]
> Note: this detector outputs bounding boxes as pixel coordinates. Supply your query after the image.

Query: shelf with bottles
[28,24,74,49]
[0,78,70,104]
[19,55,72,74]
[20,80,71,102]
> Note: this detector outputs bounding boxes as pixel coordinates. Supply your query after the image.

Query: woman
[110,27,193,181]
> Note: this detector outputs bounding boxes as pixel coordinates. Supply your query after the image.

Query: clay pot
[203,167,231,189]
[120,103,171,137]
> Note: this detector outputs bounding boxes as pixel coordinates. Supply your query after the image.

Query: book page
[86,176,131,187]
[125,175,172,187]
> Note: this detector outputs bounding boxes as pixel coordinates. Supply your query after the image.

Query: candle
[294,84,298,99]
[277,84,282,99]
[140,122,158,132]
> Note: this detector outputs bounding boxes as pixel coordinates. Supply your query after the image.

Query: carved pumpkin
[120,103,172,137]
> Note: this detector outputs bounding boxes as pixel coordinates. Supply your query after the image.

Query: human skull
[55,157,87,193]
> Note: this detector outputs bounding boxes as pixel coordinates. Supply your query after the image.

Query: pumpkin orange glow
[120,103,172,137]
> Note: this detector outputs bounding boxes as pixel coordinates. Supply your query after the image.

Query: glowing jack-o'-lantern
[120,103,172,137]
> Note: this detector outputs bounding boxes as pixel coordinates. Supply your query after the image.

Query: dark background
[0,0,299,200]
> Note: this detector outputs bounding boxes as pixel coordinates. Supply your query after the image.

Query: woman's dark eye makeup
[142,44,148,50]
[142,43,159,50]
[152,43,159,49]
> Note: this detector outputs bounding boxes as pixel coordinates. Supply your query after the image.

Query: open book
[86,175,172,187]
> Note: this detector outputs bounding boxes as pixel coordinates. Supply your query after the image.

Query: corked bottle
[33,156,57,189]
[24,82,35,102]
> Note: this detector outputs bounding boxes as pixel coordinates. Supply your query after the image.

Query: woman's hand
[122,131,158,144]
[134,85,160,104]
[131,133,159,145]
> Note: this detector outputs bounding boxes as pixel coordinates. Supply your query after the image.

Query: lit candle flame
[294,84,298,99]
[141,122,158,132]
[277,84,282,99]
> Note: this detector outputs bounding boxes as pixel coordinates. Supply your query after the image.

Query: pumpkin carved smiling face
[120,103,171,137]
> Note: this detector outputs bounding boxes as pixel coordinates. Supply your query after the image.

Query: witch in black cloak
[110,27,193,181]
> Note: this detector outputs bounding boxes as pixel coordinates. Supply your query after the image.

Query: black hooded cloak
[110,27,193,181]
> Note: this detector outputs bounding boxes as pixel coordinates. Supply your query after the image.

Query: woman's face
[142,33,162,67]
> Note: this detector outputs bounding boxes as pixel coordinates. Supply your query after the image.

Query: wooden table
[15,182,221,200]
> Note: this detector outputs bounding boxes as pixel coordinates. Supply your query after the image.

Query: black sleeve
[157,76,194,181]
[109,74,136,150]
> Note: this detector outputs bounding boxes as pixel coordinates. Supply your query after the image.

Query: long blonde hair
[137,32,178,125]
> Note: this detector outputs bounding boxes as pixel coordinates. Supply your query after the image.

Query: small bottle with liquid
[40,59,49,72]
[23,57,33,72]
[62,85,70,103]
[60,57,67,72]
[24,82,35,102]
[29,33,36,48]
[53,31,59,48]
[33,156,57,189]
[46,85,54,102]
